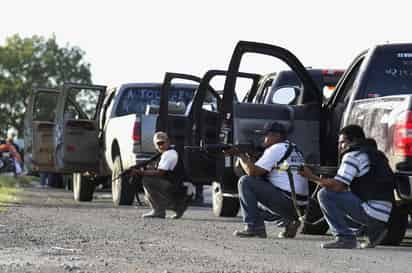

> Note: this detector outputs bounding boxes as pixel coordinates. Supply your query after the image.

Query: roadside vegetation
[0,175,33,211]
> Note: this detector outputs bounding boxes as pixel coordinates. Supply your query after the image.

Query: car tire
[212,181,239,217]
[73,173,95,202]
[111,155,136,206]
[381,203,408,246]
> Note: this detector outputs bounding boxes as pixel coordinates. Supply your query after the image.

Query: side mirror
[271,86,300,105]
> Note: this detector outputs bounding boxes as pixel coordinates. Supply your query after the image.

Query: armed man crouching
[299,125,394,249]
[131,131,192,219]
[230,121,308,238]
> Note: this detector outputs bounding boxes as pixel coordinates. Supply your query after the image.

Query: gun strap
[272,142,302,220]
[276,142,295,167]
[286,169,303,220]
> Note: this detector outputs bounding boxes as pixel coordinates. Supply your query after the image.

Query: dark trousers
[238,175,298,229]
[142,176,180,213]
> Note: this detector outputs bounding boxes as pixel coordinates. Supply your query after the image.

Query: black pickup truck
[187,41,412,245]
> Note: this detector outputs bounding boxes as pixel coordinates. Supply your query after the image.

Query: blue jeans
[318,188,385,240]
[238,175,298,229]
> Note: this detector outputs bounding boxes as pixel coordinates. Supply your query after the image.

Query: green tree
[0,34,92,137]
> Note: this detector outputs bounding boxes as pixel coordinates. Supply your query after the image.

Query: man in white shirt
[299,125,393,249]
[132,131,191,219]
[232,121,308,238]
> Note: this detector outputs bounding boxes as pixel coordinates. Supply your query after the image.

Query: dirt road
[0,186,411,273]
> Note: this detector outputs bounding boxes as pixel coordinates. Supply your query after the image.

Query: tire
[212,182,240,217]
[111,155,136,206]
[73,173,95,202]
[301,198,329,235]
[381,203,408,246]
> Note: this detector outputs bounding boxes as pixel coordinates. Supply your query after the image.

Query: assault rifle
[277,162,337,177]
[184,143,264,156]
[112,152,162,182]
[112,152,161,206]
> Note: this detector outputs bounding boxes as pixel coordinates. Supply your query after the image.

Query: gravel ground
[0,185,411,273]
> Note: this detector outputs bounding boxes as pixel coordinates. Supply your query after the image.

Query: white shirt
[335,150,392,222]
[255,141,309,197]
[157,149,178,171]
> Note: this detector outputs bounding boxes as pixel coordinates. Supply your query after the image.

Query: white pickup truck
[24,80,198,206]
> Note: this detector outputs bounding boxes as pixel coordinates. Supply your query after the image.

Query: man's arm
[238,154,268,176]
[299,167,348,192]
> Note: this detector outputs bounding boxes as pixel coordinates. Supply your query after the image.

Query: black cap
[263,121,287,135]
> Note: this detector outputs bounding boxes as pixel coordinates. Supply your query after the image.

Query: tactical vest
[342,145,395,202]
[161,148,185,187]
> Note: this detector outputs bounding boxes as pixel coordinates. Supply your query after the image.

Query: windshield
[116,86,196,116]
[363,48,412,97]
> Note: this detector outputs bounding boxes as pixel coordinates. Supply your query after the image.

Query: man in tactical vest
[232,121,308,239]
[132,131,192,219]
[299,125,394,249]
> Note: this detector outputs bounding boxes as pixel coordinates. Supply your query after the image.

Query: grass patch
[0,175,34,210]
[0,186,17,211]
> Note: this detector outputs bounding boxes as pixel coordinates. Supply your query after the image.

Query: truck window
[116,86,196,117]
[64,88,100,120]
[362,49,412,98]
[33,92,59,122]
[202,89,219,112]
[335,60,363,104]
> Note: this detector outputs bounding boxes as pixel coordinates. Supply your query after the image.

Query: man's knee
[142,176,158,188]
[238,175,253,191]
[317,188,335,206]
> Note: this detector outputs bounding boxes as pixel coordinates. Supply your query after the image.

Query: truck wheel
[381,203,408,246]
[73,173,95,202]
[212,182,239,217]
[112,156,136,206]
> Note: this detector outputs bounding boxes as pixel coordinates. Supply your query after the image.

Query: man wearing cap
[132,131,191,219]
[232,121,308,238]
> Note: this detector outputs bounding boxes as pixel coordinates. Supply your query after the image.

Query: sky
[1,0,412,97]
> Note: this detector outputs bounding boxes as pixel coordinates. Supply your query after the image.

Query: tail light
[132,121,141,143]
[393,111,412,156]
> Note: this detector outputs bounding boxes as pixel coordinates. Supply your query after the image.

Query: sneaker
[360,229,387,249]
[170,194,192,219]
[278,220,301,238]
[233,227,267,238]
[142,210,166,219]
[321,237,357,249]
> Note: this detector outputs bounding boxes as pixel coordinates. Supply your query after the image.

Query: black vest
[161,148,184,187]
[341,145,395,202]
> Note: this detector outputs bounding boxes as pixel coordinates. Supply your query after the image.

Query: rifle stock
[280,163,337,176]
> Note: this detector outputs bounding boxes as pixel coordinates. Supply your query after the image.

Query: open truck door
[185,70,261,185]
[210,41,323,217]
[156,73,201,185]
[24,88,60,172]
[54,83,107,173]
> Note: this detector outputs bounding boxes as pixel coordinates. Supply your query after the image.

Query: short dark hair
[339,125,365,143]
[363,138,377,149]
